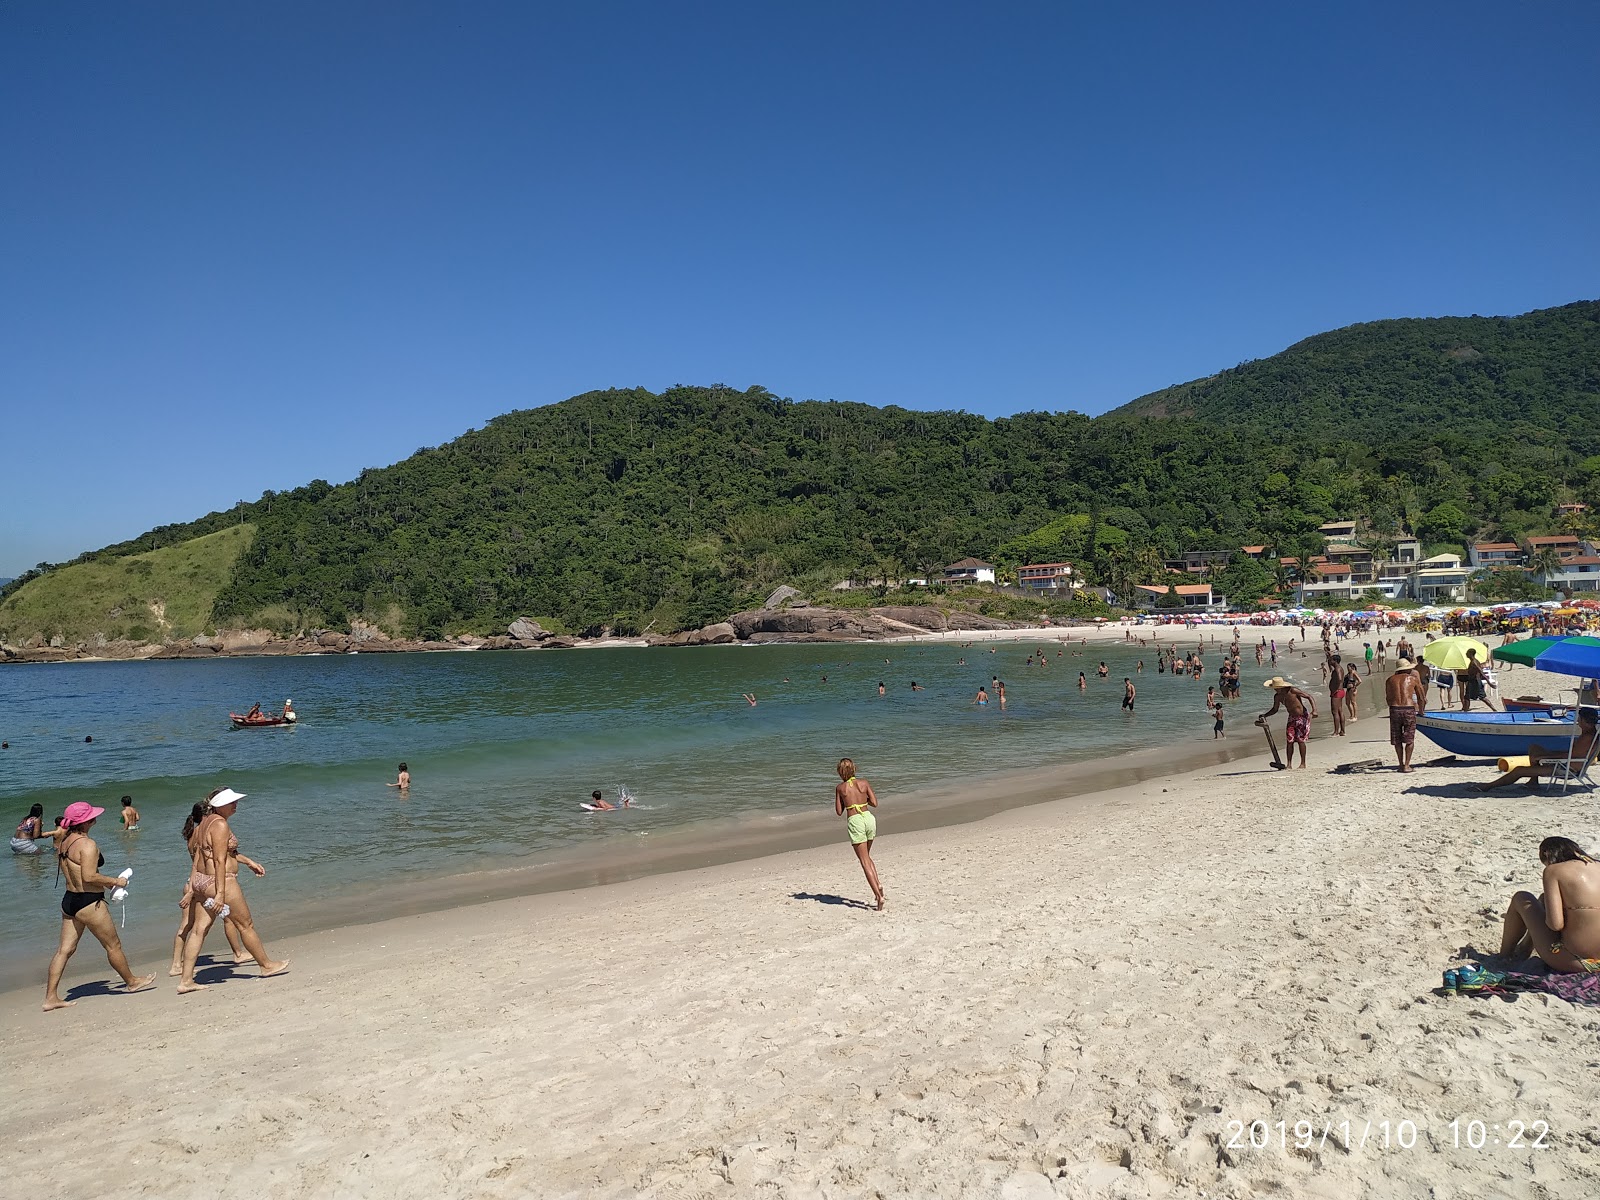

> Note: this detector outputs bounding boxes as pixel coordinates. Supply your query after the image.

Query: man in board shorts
[1260,677,1319,769]
[1385,657,1427,773]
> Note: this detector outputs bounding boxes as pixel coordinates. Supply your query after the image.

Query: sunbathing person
[1476,709,1597,790]
[1500,836,1600,973]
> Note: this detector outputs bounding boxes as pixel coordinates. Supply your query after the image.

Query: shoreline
[4,682,1595,1197]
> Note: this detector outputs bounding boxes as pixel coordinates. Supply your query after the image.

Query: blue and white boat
[1413,710,1579,758]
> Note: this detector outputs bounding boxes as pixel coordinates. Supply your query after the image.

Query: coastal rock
[645,631,696,647]
[508,617,549,642]
[316,631,346,649]
[192,634,218,647]
[687,622,738,646]
[349,619,391,644]
[217,628,276,651]
[541,636,580,649]
[762,584,807,609]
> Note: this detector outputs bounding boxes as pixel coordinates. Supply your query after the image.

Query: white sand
[3,685,1596,1198]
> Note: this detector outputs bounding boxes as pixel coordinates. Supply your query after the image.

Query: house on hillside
[1527,534,1584,561]
[1468,542,1527,569]
[1411,553,1471,603]
[1017,562,1077,594]
[1323,545,1375,584]
[941,558,996,585]
[1557,501,1590,517]
[1295,562,1355,604]
[1537,554,1600,594]
[1133,583,1218,610]
[1169,550,1231,575]
[1319,519,1358,542]
[1392,536,1422,564]
[1240,545,1270,560]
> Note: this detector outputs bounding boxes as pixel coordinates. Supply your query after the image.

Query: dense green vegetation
[4,301,1597,639]
[0,526,254,644]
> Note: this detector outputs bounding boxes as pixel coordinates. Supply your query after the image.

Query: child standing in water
[387,763,410,792]
[834,758,885,911]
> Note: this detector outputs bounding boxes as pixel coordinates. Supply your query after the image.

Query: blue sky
[3,1,1597,576]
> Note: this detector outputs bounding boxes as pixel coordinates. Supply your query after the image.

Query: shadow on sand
[790,892,875,911]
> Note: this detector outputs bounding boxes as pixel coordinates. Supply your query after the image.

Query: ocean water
[0,633,1321,988]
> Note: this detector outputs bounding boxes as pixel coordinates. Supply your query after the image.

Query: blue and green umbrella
[1493,636,1600,676]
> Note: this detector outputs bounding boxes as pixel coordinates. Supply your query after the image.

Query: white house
[1017,561,1077,594]
[941,558,996,585]
[1538,554,1600,594]
[1411,553,1471,603]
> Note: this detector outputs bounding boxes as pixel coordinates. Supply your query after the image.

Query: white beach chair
[1546,733,1599,795]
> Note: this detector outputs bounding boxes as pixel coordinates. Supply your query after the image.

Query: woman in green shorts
[834,758,886,911]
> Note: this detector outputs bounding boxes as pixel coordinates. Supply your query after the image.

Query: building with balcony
[1319,519,1358,541]
[1017,562,1077,593]
[1537,555,1600,594]
[941,558,996,585]
[1468,542,1527,569]
[1411,554,1471,603]
[1133,583,1218,609]
[1324,545,1376,584]
[1526,535,1584,561]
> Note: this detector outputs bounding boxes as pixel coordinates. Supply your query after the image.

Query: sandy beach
[4,659,1597,1200]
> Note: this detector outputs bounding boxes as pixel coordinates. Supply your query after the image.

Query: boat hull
[1414,710,1577,757]
[229,714,295,730]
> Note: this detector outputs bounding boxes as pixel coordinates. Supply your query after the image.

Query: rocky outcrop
[508,617,551,643]
[647,606,1022,648]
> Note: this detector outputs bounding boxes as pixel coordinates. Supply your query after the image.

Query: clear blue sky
[3,1,1597,577]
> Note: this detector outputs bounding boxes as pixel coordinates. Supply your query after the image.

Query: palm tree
[1530,547,1562,590]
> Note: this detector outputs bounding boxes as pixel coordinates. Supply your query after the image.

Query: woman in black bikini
[43,801,155,1011]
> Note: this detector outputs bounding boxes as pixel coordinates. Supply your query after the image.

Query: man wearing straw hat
[1259,677,1319,769]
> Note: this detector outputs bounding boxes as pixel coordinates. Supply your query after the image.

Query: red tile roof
[1473,543,1521,551]
[1312,562,1352,576]
[1527,536,1580,546]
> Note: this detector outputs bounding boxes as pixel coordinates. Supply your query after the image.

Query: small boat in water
[229,699,298,730]
[1414,709,1578,758]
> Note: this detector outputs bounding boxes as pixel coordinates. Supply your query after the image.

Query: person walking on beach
[1342,663,1361,722]
[177,789,288,993]
[1212,703,1225,739]
[1462,648,1495,712]
[834,759,885,911]
[1327,656,1347,737]
[1260,678,1318,769]
[1385,658,1427,773]
[43,802,155,1011]
[171,802,246,974]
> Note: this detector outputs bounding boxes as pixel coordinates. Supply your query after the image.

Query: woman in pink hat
[43,801,156,1011]
[177,788,288,993]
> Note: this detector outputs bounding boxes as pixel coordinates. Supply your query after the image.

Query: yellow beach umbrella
[1421,636,1492,671]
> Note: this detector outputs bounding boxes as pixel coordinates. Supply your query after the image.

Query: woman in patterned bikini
[177,788,288,993]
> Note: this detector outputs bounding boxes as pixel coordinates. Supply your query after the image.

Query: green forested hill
[1108,300,1600,451]
[4,302,1598,640]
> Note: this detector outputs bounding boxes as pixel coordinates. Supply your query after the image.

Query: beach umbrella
[1506,605,1543,619]
[1493,636,1571,667]
[1420,636,1492,671]
[1491,635,1600,676]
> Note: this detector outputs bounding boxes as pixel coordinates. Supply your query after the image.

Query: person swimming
[119,796,139,831]
[973,686,989,706]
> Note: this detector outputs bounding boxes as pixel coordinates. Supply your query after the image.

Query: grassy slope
[0,524,254,645]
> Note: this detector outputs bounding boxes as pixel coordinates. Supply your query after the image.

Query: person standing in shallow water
[834,758,885,911]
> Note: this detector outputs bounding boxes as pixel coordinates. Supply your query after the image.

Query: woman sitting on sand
[170,802,247,974]
[1500,836,1600,973]
[834,758,886,911]
[177,788,288,993]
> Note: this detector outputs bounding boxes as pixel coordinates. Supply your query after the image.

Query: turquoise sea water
[0,634,1316,988]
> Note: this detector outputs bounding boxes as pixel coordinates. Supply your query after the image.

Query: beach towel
[1439,962,1600,1006]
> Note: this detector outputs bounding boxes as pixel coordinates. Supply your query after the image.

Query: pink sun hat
[61,801,105,827]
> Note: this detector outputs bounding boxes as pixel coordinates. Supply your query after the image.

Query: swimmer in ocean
[910,681,923,691]
[974,686,989,706]
[742,693,758,706]
[386,763,410,792]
